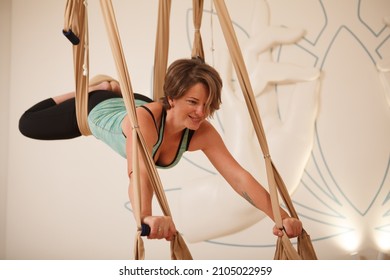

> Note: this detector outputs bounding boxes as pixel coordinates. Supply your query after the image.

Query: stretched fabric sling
[191,0,205,61]
[153,0,205,101]
[213,0,317,260]
[63,0,91,136]
[272,164,318,259]
[152,0,171,102]
[99,0,192,260]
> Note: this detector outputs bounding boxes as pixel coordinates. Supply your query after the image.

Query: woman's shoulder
[188,120,221,151]
[140,101,163,114]
[138,101,164,124]
[122,101,163,137]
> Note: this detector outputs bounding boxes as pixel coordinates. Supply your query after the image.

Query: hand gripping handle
[140,224,150,236]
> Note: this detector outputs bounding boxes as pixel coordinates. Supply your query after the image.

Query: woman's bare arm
[123,105,176,240]
[191,121,302,238]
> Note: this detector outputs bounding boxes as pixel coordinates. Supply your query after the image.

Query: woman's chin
[186,119,203,130]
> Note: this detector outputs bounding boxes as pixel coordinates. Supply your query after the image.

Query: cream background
[0,0,12,261]
[1,0,389,260]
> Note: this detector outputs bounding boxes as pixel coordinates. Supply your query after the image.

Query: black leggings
[19,90,121,140]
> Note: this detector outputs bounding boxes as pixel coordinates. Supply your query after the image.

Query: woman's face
[169,83,209,130]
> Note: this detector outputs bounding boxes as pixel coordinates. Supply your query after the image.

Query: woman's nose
[196,105,206,117]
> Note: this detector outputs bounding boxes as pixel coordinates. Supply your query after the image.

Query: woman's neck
[164,109,187,136]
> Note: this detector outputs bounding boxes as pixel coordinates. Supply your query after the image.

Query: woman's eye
[187,100,197,105]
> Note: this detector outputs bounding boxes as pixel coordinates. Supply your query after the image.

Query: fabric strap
[63,0,91,136]
[191,0,205,60]
[152,0,171,101]
[213,0,317,260]
[99,0,192,260]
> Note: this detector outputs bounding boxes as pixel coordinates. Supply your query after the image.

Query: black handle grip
[63,29,80,45]
[140,223,151,236]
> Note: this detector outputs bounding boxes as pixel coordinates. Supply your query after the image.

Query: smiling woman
[18,57,303,256]
[168,83,209,130]
[161,58,222,118]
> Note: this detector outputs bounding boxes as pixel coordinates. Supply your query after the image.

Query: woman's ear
[168,98,174,108]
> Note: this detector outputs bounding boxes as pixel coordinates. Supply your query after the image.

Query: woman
[19,58,302,242]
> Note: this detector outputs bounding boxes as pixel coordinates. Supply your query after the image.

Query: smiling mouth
[189,115,203,123]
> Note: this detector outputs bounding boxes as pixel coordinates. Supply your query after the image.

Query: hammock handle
[140,224,151,236]
[63,29,80,45]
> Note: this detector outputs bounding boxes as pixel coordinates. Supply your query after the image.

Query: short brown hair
[161,58,222,117]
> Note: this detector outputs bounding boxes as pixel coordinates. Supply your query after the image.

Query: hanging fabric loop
[153,0,171,101]
[99,0,192,260]
[63,0,91,136]
[213,0,317,260]
[191,0,205,61]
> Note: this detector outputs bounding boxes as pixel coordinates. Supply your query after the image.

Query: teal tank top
[88,97,193,169]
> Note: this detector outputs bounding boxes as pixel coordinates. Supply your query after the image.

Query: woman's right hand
[142,216,177,241]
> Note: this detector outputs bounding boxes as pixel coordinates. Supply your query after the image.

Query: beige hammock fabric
[63,0,91,136]
[64,0,317,260]
[152,0,205,102]
[213,0,317,260]
[99,0,192,260]
[152,0,171,102]
[191,0,205,61]
[272,164,318,259]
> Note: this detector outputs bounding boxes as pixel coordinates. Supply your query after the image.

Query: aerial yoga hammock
[63,0,317,260]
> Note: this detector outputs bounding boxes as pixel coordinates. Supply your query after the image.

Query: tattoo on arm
[242,192,256,207]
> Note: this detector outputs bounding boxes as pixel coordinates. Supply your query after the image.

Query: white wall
[5,0,390,260]
[0,0,12,260]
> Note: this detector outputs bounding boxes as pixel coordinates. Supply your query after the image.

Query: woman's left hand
[273,217,303,238]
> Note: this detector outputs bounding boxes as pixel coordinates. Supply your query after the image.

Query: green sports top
[88,97,194,169]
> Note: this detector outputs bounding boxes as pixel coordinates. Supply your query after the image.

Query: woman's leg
[19,96,81,140]
[19,80,121,140]
[52,80,120,104]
